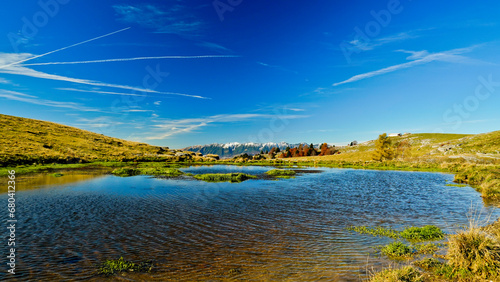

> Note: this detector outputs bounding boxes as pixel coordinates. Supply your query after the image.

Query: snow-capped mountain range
[183,142,316,158]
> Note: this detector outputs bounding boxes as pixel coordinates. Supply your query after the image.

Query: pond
[1,165,498,281]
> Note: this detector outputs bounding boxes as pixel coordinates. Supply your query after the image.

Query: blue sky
[1,0,499,148]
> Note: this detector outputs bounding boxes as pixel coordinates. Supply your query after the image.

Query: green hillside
[0,114,168,166]
[289,132,500,164]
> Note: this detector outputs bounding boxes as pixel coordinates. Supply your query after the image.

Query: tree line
[261,143,339,158]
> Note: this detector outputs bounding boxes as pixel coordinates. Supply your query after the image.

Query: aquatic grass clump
[138,167,184,177]
[193,173,257,183]
[345,226,401,239]
[98,257,153,276]
[51,173,64,177]
[446,224,500,280]
[400,225,445,241]
[111,168,141,177]
[265,169,296,177]
[381,241,413,258]
[371,266,423,282]
[111,167,184,177]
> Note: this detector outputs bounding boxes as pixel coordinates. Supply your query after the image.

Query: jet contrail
[58,87,210,99]
[0,27,131,69]
[21,55,240,66]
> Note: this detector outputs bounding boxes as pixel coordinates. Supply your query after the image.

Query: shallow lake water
[1,165,499,281]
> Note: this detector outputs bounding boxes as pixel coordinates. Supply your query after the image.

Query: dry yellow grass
[0,114,166,165]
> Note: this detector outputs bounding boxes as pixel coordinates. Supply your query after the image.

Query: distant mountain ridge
[183,142,318,158]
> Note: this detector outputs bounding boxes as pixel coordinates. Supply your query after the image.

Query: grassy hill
[0,114,168,166]
[288,132,500,164]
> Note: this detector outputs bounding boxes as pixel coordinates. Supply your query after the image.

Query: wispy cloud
[333,45,482,86]
[145,113,309,140]
[0,78,12,84]
[257,62,298,74]
[20,54,239,66]
[301,87,357,97]
[345,29,425,52]
[0,53,208,99]
[197,42,233,53]
[0,89,99,112]
[122,109,153,113]
[347,31,416,51]
[287,108,305,112]
[113,4,204,37]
